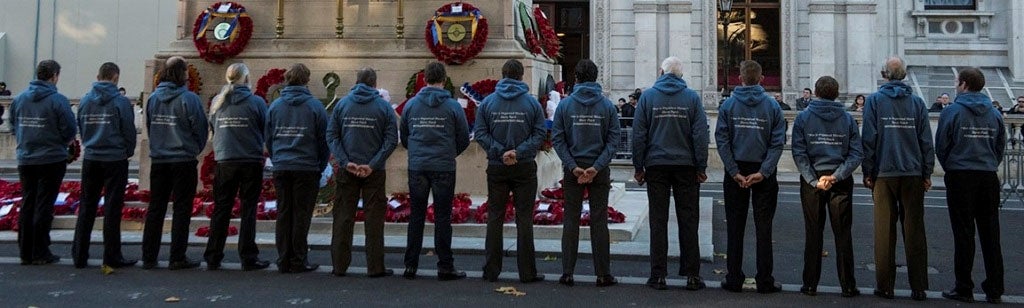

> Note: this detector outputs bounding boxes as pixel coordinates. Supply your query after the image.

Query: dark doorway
[718,0,782,92]
[535,1,589,89]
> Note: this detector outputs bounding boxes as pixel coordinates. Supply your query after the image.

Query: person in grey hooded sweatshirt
[715,60,786,294]
[861,56,933,301]
[936,68,1006,304]
[327,67,398,278]
[632,57,709,291]
[475,59,547,284]
[791,76,862,297]
[72,62,138,269]
[400,62,470,281]
[202,63,271,271]
[10,59,76,265]
[142,56,208,270]
[552,59,620,287]
[267,63,329,274]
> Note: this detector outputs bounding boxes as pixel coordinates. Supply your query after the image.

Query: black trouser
[562,165,612,277]
[72,159,129,266]
[646,165,701,278]
[17,162,67,263]
[203,162,263,265]
[722,161,778,289]
[142,161,198,263]
[404,170,456,271]
[273,170,319,268]
[482,161,539,281]
[872,176,928,292]
[945,170,1003,297]
[332,170,388,275]
[799,172,855,290]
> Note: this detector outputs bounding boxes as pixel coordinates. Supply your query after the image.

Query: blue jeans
[404,170,456,271]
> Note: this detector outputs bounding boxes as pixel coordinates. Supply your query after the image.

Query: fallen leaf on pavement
[165,296,181,303]
[821,250,829,257]
[101,265,115,275]
[426,250,435,256]
[712,269,725,275]
[714,252,727,259]
[494,286,526,296]
[743,278,756,285]
[543,255,557,261]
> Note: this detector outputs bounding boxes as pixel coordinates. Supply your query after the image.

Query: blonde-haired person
[203,63,271,271]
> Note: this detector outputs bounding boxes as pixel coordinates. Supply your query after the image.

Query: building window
[924,0,976,10]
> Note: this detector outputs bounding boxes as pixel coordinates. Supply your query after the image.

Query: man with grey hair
[632,56,709,290]
[862,56,933,301]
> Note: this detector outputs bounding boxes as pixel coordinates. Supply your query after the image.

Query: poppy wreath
[425,2,489,65]
[459,79,497,128]
[474,196,516,224]
[533,7,561,58]
[66,139,81,164]
[385,192,412,223]
[255,68,286,102]
[396,70,457,116]
[192,2,253,64]
[153,64,203,94]
[427,192,472,224]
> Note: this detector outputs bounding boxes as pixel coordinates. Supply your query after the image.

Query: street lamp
[719,0,733,98]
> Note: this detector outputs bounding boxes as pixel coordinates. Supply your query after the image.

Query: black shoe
[873,289,894,299]
[596,275,617,287]
[757,282,782,294]
[206,262,221,271]
[482,271,498,282]
[911,290,927,301]
[368,269,394,278]
[986,295,1002,304]
[142,261,158,270]
[647,277,667,290]
[32,254,61,265]
[558,274,574,286]
[800,286,817,296]
[291,263,319,273]
[105,259,138,269]
[720,279,743,293]
[438,270,467,281]
[168,259,200,270]
[242,260,271,271]
[686,276,706,291]
[941,289,974,303]
[403,267,417,279]
[841,288,861,298]
[521,274,545,283]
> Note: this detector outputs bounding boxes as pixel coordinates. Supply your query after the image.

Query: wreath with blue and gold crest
[192,2,253,64]
[425,2,489,65]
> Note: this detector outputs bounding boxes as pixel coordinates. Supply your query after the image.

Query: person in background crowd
[929,93,951,112]
[936,67,1005,304]
[796,87,813,110]
[266,63,329,274]
[992,100,1004,113]
[546,89,561,123]
[0,81,11,96]
[1008,96,1024,114]
[203,63,271,272]
[715,60,787,294]
[71,62,137,269]
[553,59,620,287]
[848,94,866,112]
[10,60,76,266]
[632,57,709,291]
[118,87,126,97]
[327,67,398,278]
[142,56,208,270]
[773,92,792,110]
[620,93,637,128]
[791,75,862,298]
[475,59,547,284]
[862,56,933,301]
[400,62,470,281]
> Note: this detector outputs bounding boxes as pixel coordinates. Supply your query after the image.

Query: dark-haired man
[620,93,637,128]
[142,56,208,270]
[553,59,620,287]
[796,88,813,110]
[10,60,76,265]
[327,67,398,278]
[937,68,1005,304]
[476,59,547,283]
[791,76,861,297]
[715,60,786,294]
[862,56,933,301]
[401,62,470,281]
[72,62,138,269]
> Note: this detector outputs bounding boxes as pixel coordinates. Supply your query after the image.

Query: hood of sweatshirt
[954,92,993,116]
[652,74,687,96]
[878,81,914,99]
[495,79,529,100]
[570,82,604,106]
[228,85,254,105]
[417,86,452,107]
[154,82,187,104]
[807,99,846,121]
[280,85,313,106]
[90,81,121,105]
[27,80,58,102]
[348,83,381,104]
[730,85,768,107]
